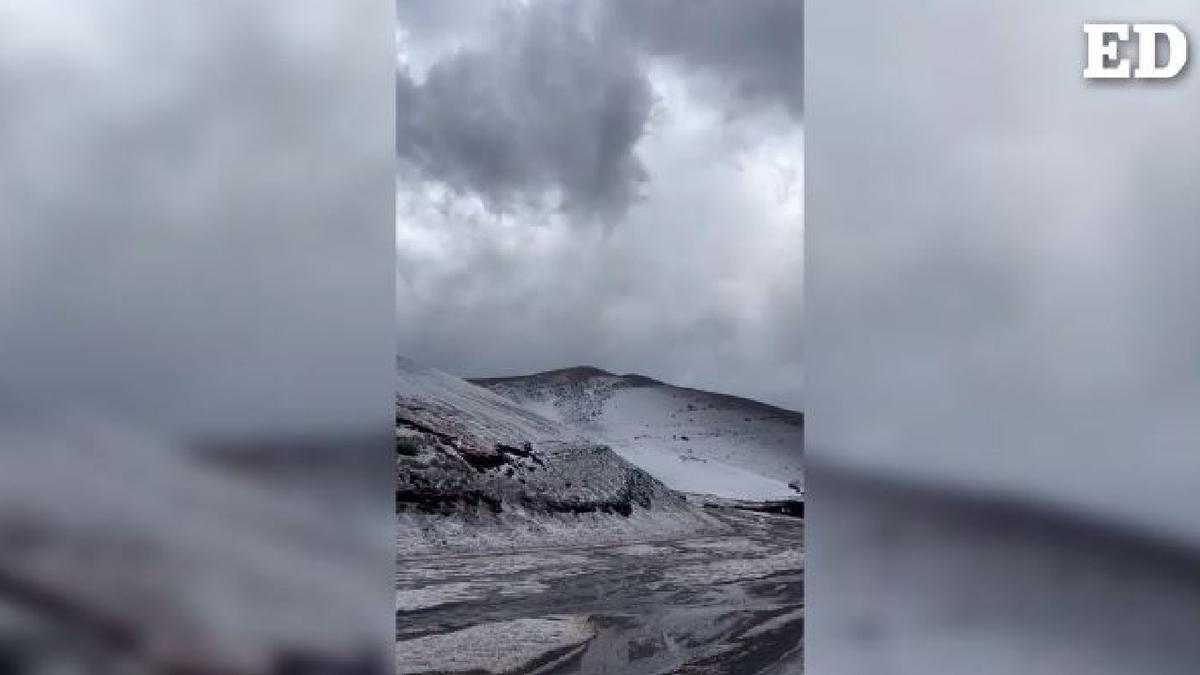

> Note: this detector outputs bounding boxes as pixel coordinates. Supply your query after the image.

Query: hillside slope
[396,358,719,555]
[472,367,804,501]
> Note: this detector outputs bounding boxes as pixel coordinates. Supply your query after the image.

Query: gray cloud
[609,0,804,117]
[397,1,653,220]
[395,0,490,39]
[0,1,394,436]
[397,0,805,411]
[807,0,1200,540]
[395,0,805,221]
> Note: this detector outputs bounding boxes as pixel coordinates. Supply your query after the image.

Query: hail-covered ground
[473,367,804,502]
[397,509,804,675]
[397,358,804,674]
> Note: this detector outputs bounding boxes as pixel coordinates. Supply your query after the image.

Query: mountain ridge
[396,357,722,555]
[471,367,803,422]
[470,366,804,501]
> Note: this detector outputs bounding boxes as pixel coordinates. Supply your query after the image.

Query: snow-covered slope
[396,358,719,555]
[472,367,804,501]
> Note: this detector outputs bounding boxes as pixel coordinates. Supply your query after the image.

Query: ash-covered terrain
[473,367,804,502]
[397,358,804,674]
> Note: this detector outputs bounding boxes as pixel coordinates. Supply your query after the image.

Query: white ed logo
[1083,23,1188,79]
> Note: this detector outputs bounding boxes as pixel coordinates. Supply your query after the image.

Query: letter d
[1134,24,1188,79]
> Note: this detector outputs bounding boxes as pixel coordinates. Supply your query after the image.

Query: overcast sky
[808,0,1200,542]
[396,0,805,412]
[0,1,393,436]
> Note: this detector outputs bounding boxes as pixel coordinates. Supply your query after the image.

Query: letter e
[1083,23,1131,78]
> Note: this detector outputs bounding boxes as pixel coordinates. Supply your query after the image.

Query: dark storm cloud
[394,0,486,38]
[0,2,394,436]
[609,0,804,116]
[396,1,653,219]
[395,0,805,220]
[397,0,804,411]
